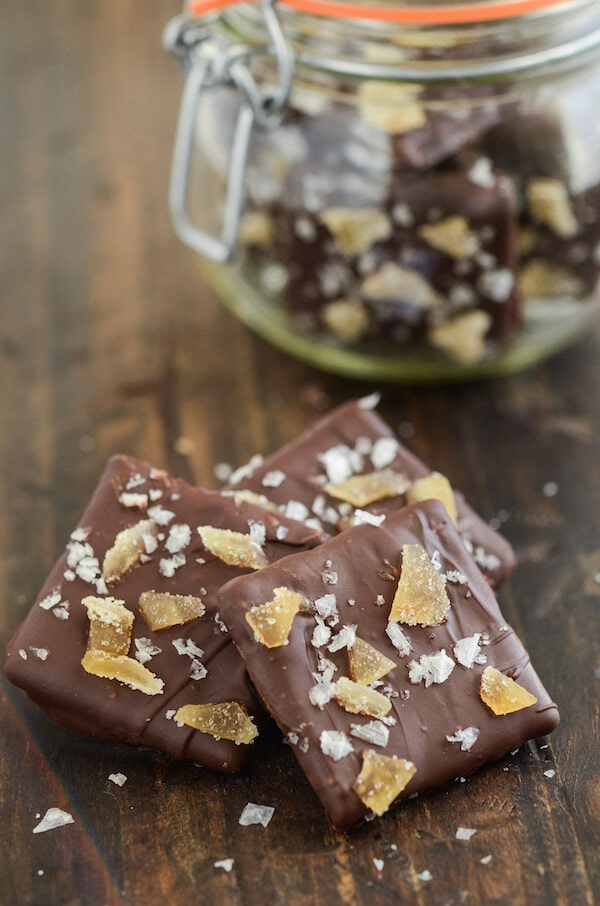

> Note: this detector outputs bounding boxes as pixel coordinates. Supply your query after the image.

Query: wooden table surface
[1,3,599,904]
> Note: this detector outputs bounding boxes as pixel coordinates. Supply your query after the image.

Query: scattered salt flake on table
[373,858,385,872]
[108,773,127,787]
[544,769,556,778]
[480,855,493,865]
[417,870,432,882]
[542,481,559,498]
[239,802,275,827]
[214,859,234,872]
[456,827,477,840]
[33,808,74,834]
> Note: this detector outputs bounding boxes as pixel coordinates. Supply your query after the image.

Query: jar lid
[187,0,574,25]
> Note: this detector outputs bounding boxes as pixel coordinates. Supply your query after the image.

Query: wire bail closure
[164,0,294,263]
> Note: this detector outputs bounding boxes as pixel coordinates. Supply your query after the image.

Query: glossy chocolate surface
[218,500,559,829]
[228,397,517,588]
[4,455,323,772]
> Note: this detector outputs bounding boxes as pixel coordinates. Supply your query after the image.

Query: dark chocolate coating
[4,455,323,772]
[218,500,559,829]
[228,398,517,588]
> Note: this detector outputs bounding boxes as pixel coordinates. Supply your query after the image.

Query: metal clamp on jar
[164,0,600,382]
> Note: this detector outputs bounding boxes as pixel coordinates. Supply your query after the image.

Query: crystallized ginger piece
[349,637,397,686]
[357,81,426,135]
[318,208,392,256]
[102,519,158,585]
[81,650,164,695]
[326,469,410,508]
[389,543,450,626]
[526,178,578,239]
[245,587,302,648]
[82,595,133,655]
[407,472,458,525]
[480,666,538,716]
[138,591,205,631]
[428,310,492,365]
[175,701,258,744]
[197,525,268,570]
[332,676,392,719]
[231,490,280,513]
[418,216,479,260]
[353,750,417,816]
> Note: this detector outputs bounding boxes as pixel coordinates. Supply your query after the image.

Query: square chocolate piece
[227,396,516,589]
[4,455,323,772]
[218,499,559,829]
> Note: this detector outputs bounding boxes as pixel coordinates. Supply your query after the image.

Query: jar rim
[187,0,576,26]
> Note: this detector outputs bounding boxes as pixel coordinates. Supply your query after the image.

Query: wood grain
[1,2,598,904]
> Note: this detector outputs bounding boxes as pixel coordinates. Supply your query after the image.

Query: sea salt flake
[52,605,70,621]
[33,808,74,834]
[350,720,390,747]
[159,553,186,577]
[239,802,275,827]
[446,727,480,752]
[409,650,455,687]
[445,569,468,584]
[318,445,361,483]
[480,855,493,865]
[118,492,148,509]
[309,680,335,709]
[373,858,385,872]
[544,768,556,778]
[312,620,332,648]
[165,523,191,554]
[351,509,386,527]
[314,594,338,620]
[284,500,310,522]
[30,647,49,661]
[328,624,357,652]
[417,870,432,882]
[262,470,286,488]
[39,589,62,611]
[456,827,477,840]
[134,638,162,664]
[371,437,398,470]
[18,649,27,660]
[214,859,234,872]
[147,505,175,526]
[108,773,127,787]
[173,638,204,658]
[385,622,412,657]
[320,729,354,761]
[454,633,485,669]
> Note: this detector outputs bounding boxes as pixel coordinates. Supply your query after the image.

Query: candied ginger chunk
[198,525,268,570]
[480,666,538,715]
[389,544,450,626]
[318,207,392,256]
[326,469,409,508]
[349,637,397,685]
[175,701,258,744]
[245,587,302,648]
[102,519,157,585]
[82,595,133,655]
[332,676,392,719]
[407,472,457,525]
[81,650,164,695]
[418,216,479,260]
[353,750,416,816]
[138,591,205,631]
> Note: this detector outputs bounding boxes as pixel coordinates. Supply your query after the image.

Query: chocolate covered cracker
[228,396,516,589]
[4,455,323,771]
[218,500,559,829]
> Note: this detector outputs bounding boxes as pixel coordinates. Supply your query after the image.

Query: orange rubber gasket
[187,0,573,25]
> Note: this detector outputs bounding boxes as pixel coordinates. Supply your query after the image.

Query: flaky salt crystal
[239,803,275,827]
[33,808,74,834]
[320,729,354,761]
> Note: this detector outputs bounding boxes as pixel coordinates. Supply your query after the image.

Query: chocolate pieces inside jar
[4,455,324,772]
[218,499,559,829]
[227,396,516,590]
[235,81,600,367]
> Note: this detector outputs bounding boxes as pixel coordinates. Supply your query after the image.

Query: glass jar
[164,0,600,381]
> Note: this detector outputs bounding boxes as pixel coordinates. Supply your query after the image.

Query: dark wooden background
[1,3,598,904]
